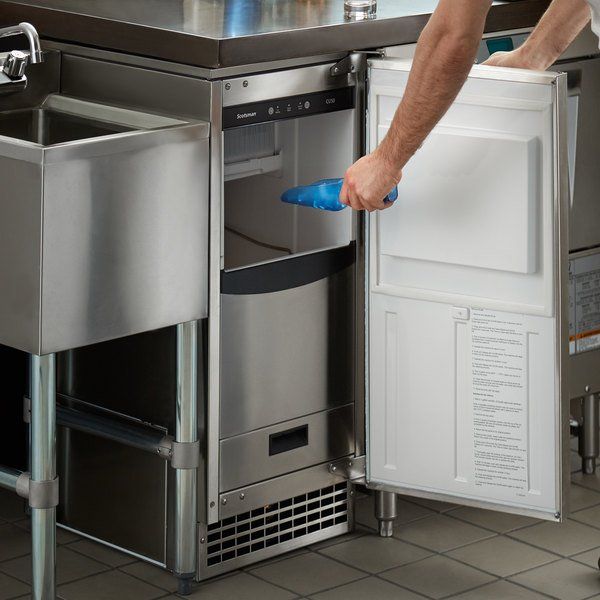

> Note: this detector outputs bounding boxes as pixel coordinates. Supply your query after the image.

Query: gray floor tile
[355,495,439,532]
[572,472,600,493]
[570,504,600,530]
[404,497,458,513]
[120,561,180,593]
[309,576,424,599]
[243,548,309,570]
[0,523,31,561]
[380,555,496,599]
[0,546,109,585]
[250,551,363,596]
[353,495,377,530]
[393,514,495,553]
[14,519,80,545]
[186,572,296,600]
[0,572,29,599]
[447,536,557,577]
[448,506,539,533]
[0,490,26,523]
[11,597,65,600]
[394,497,437,524]
[570,484,600,513]
[319,533,432,573]
[451,580,552,599]
[571,547,600,569]
[509,519,600,557]
[66,539,137,567]
[58,569,165,600]
[509,559,600,600]
[309,528,370,551]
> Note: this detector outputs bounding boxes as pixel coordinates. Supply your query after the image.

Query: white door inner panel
[369,293,557,513]
[367,60,567,520]
[379,125,539,274]
[370,67,556,317]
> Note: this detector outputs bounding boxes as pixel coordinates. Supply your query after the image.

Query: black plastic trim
[221,243,355,295]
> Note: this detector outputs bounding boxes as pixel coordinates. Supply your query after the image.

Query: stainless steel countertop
[0,0,551,69]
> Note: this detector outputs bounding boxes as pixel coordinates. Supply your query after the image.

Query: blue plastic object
[281,178,398,212]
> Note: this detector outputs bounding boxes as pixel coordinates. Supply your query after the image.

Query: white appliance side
[366,61,567,520]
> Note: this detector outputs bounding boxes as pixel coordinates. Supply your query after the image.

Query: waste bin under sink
[0,94,210,355]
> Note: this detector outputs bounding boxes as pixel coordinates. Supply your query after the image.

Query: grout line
[64,541,138,568]
[245,566,364,598]
[442,551,563,580]
[373,569,445,599]
[115,564,178,594]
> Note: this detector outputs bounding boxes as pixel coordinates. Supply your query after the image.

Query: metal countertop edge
[0,0,550,69]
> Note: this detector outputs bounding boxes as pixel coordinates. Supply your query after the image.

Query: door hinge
[330,50,386,77]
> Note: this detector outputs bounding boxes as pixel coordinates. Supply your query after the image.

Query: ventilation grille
[206,482,348,567]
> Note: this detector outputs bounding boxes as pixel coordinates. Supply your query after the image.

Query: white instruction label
[471,309,527,493]
[569,252,600,355]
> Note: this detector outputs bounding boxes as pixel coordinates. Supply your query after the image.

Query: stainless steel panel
[207,80,223,526]
[552,57,600,251]
[222,63,354,107]
[0,95,210,354]
[57,428,167,563]
[61,55,212,121]
[219,404,354,493]
[570,350,600,398]
[569,250,600,398]
[218,456,361,520]
[221,267,354,438]
[57,327,177,427]
[0,0,551,68]
[201,480,351,580]
[45,39,348,81]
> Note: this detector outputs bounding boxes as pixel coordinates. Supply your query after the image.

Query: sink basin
[0,107,133,145]
[0,94,210,355]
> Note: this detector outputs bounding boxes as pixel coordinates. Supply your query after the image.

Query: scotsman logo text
[237,111,257,119]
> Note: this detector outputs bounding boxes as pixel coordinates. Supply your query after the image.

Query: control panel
[223,87,355,129]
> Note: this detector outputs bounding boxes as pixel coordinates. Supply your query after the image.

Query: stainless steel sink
[0,94,210,354]
[0,106,133,145]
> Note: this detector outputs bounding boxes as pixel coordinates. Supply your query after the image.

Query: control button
[451,307,470,321]
[268,106,274,116]
[304,101,311,109]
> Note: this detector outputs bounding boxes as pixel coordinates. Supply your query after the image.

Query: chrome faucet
[0,22,44,92]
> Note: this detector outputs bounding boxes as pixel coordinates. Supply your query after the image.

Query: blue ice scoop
[281,178,398,212]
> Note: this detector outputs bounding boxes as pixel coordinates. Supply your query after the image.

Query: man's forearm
[517,0,590,70]
[377,0,491,172]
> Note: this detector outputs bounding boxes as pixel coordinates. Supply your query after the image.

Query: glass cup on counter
[344,0,377,20]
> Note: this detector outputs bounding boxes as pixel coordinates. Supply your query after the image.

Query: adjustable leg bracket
[170,440,201,470]
[16,472,59,510]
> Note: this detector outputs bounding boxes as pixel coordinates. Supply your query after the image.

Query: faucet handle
[3,50,28,79]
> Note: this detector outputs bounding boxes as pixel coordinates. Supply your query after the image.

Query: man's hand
[483,49,531,69]
[484,0,590,71]
[340,150,402,212]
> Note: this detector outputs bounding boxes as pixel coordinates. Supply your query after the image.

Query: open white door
[366,60,569,521]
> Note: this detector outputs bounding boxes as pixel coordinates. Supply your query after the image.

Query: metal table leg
[30,354,57,600]
[174,322,198,595]
[580,393,599,475]
[375,490,398,538]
